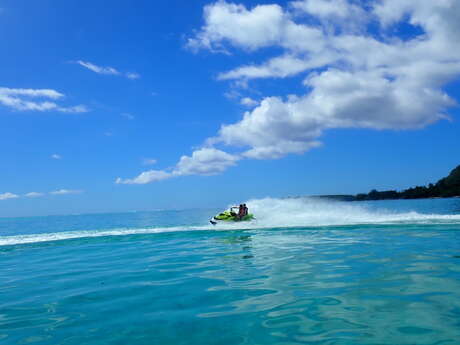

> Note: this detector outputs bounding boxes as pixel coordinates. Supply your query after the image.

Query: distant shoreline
[304,195,460,202]
[299,164,460,202]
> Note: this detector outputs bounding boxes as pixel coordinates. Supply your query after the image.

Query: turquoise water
[1,197,460,345]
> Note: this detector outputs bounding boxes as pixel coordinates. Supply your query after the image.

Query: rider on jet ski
[210,204,253,225]
[231,204,248,220]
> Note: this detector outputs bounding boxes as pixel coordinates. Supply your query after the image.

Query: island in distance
[306,165,460,202]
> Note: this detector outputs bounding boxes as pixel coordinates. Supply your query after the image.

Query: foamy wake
[1,198,459,246]
[244,197,460,228]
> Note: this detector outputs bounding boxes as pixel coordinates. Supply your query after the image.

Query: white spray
[241,197,460,228]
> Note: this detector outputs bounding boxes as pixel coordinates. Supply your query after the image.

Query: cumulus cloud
[0,192,19,201]
[291,0,369,32]
[292,0,361,18]
[0,87,88,113]
[116,148,239,184]
[76,61,140,79]
[120,0,460,184]
[25,192,45,198]
[187,0,460,159]
[173,148,239,176]
[50,189,83,195]
[51,154,62,160]
[116,170,172,185]
[187,2,286,51]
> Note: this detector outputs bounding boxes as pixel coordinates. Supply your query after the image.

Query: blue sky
[1,0,460,217]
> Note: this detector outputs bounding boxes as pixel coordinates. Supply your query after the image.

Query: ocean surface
[1,197,460,345]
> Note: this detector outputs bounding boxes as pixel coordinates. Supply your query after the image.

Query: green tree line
[355,165,460,201]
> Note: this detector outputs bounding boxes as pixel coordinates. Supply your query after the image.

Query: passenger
[243,204,248,217]
[238,204,245,220]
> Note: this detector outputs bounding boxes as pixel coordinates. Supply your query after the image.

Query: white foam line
[0,227,208,246]
[1,218,459,247]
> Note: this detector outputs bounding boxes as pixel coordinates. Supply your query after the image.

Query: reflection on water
[218,234,254,260]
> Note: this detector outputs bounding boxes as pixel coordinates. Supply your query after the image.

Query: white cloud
[213,96,326,158]
[212,66,454,158]
[0,88,63,99]
[143,158,157,166]
[291,0,369,32]
[187,2,286,51]
[25,192,45,198]
[374,0,460,51]
[174,148,239,176]
[76,60,140,80]
[50,189,83,195]
[1,190,83,200]
[224,89,241,100]
[184,0,460,160]
[126,72,141,80]
[116,170,173,185]
[242,141,322,159]
[219,54,334,80]
[190,0,460,79]
[117,148,239,184]
[58,105,88,113]
[51,154,62,160]
[292,0,356,18]
[240,97,258,107]
[76,61,119,75]
[187,1,327,55]
[0,87,88,113]
[0,192,19,201]
[120,0,460,183]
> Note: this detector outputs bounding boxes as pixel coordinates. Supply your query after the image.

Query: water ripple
[1,224,460,344]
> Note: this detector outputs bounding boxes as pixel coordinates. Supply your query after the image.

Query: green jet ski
[210,206,255,225]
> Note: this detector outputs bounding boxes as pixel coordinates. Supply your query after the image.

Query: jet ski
[210,206,255,225]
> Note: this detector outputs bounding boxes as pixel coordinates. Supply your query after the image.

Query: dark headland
[311,165,460,201]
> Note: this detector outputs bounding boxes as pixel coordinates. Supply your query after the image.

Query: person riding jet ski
[210,204,254,224]
[237,204,249,220]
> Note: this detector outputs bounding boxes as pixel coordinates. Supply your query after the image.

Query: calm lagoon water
[1,197,460,345]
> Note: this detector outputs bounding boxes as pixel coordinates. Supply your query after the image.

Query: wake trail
[244,197,460,228]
